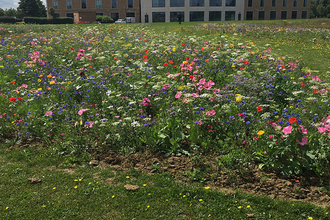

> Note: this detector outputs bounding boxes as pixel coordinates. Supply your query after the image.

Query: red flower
[289,117,297,123]
[9,97,16,102]
[163,63,167,66]
[243,60,249,65]
[168,60,173,64]
[189,75,193,79]
[257,106,263,112]
[17,96,23,101]
[143,55,147,59]
[186,57,190,61]
[11,81,15,84]
[314,90,319,93]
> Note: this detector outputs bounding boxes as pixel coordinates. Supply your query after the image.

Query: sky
[0,0,47,10]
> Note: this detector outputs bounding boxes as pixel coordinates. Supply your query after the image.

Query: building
[141,0,245,23]
[46,0,141,23]
[244,0,311,20]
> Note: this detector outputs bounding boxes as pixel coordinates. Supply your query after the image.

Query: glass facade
[282,0,287,7]
[260,0,264,7]
[53,0,58,9]
[190,0,204,7]
[210,0,222,6]
[190,11,204,21]
[153,12,165,22]
[225,11,235,20]
[272,0,276,7]
[170,12,185,22]
[153,0,165,7]
[248,0,252,7]
[170,0,184,7]
[209,11,221,21]
[96,0,102,9]
[293,0,297,7]
[303,0,307,7]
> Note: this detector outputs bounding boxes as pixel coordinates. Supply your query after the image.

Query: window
[54,13,60,18]
[260,0,264,7]
[96,12,103,16]
[272,0,276,7]
[66,13,73,18]
[246,11,253,20]
[190,11,204,21]
[171,0,184,7]
[258,11,265,20]
[190,0,204,6]
[110,12,119,21]
[291,11,297,19]
[67,0,72,9]
[301,11,307,18]
[152,12,165,22]
[303,0,307,7]
[281,11,287,19]
[282,0,287,7]
[96,0,102,9]
[270,11,276,19]
[126,12,135,17]
[170,12,184,22]
[81,0,86,9]
[225,0,235,6]
[112,0,117,8]
[248,0,252,7]
[225,11,235,20]
[53,0,58,9]
[209,11,221,21]
[293,0,297,7]
[210,0,222,6]
[128,0,133,8]
[153,0,165,7]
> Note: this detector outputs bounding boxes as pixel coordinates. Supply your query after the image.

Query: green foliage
[0,17,16,24]
[96,15,114,23]
[311,0,330,18]
[17,0,46,18]
[23,17,74,24]
[48,7,55,19]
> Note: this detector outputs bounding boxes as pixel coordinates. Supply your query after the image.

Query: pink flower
[318,127,326,133]
[45,111,53,116]
[139,109,143,113]
[296,136,308,146]
[269,135,273,139]
[140,98,151,106]
[175,92,182,99]
[191,93,199,98]
[78,108,89,115]
[21,84,28,88]
[282,125,292,135]
[270,122,281,130]
[205,110,216,116]
[298,125,308,134]
[199,78,205,85]
[204,80,215,90]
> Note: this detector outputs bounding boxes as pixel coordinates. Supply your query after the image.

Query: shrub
[0,17,16,24]
[95,15,113,23]
[23,17,73,24]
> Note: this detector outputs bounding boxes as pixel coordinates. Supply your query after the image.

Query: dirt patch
[93,150,330,207]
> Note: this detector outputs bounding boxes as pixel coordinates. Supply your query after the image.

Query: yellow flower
[143,184,147,187]
[147,205,150,209]
[50,80,55,85]
[38,88,42,91]
[68,81,71,85]
[172,48,176,52]
[38,79,42,82]
[308,217,313,220]
[53,187,56,190]
[247,205,251,208]
[126,176,129,179]
[238,206,242,209]
[257,130,265,136]
[199,199,203,202]
[74,186,78,189]
[183,61,187,64]
[204,186,210,189]
[236,97,242,102]
[112,195,115,199]
[6,207,9,210]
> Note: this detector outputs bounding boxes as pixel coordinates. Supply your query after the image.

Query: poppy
[9,97,16,102]
[257,106,263,111]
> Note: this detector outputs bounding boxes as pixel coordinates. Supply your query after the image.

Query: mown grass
[1,145,329,219]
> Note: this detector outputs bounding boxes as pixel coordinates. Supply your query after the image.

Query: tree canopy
[17,0,47,18]
[311,0,330,18]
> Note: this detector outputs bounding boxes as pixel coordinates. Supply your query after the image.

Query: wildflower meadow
[1,22,330,179]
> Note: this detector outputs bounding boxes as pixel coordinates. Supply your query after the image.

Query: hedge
[0,17,16,24]
[23,17,74,24]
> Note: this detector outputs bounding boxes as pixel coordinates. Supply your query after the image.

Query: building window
[210,0,222,6]
[126,12,135,17]
[112,0,117,8]
[81,0,86,9]
[301,11,307,18]
[170,12,184,22]
[293,0,297,7]
[152,12,165,22]
[270,11,276,19]
[190,11,204,21]
[153,0,165,7]
[272,0,276,7]
[209,11,221,21]
[248,0,252,7]
[281,11,287,19]
[190,0,204,6]
[67,0,72,9]
[225,11,235,20]
[260,0,264,7]
[225,0,235,7]
[128,0,133,8]
[54,13,60,18]
[258,11,265,20]
[110,12,119,21]
[96,0,102,9]
[53,0,58,9]
[282,0,287,7]
[96,12,103,16]
[170,0,184,7]
[246,11,253,20]
[291,11,297,19]
[303,0,307,7]
[66,13,73,18]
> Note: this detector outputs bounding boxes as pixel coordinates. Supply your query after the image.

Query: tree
[4,8,18,17]
[17,0,47,18]
[48,7,56,19]
[311,0,330,18]
[0,8,4,17]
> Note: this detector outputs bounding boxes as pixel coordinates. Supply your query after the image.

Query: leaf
[306,151,315,160]
[258,163,265,170]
